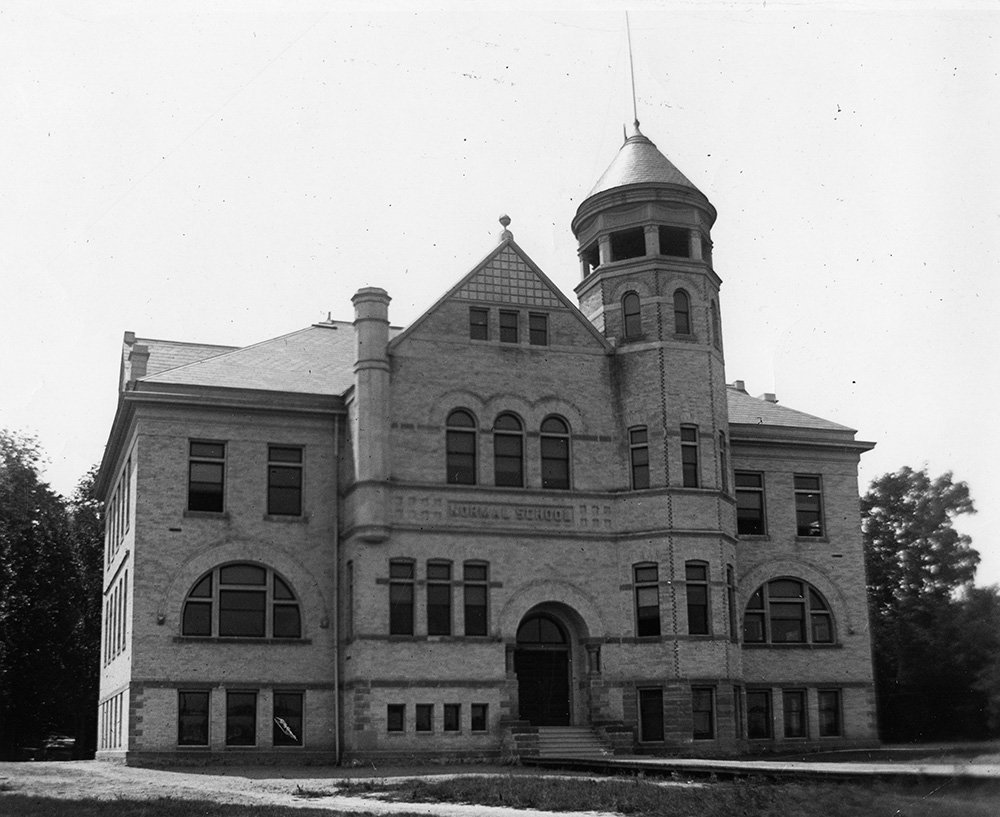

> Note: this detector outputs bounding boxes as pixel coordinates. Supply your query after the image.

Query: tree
[65,465,104,757]
[861,466,995,741]
[0,432,103,759]
[863,466,978,615]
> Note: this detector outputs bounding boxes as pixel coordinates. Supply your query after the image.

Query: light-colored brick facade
[96,124,876,764]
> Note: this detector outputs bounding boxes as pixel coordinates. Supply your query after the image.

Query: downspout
[332,412,341,764]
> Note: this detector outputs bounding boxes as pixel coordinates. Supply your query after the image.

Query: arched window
[493,413,524,487]
[711,300,721,349]
[622,292,642,339]
[540,415,570,489]
[446,409,477,485]
[743,578,834,645]
[182,563,301,639]
[517,614,567,645]
[674,289,691,335]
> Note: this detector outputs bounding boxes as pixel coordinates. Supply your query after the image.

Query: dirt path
[0,761,625,816]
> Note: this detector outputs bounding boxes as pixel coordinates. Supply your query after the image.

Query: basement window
[659,226,690,258]
[609,227,646,261]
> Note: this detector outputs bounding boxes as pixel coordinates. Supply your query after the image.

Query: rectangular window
[387,704,405,732]
[463,563,488,636]
[178,690,210,746]
[267,446,303,516]
[427,562,452,636]
[415,704,433,732]
[734,686,745,739]
[692,687,715,740]
[189,441,225,512]
[783,689,807,738]
[638,688,664,742]
[747,690,772,739]
[469,307,488,340]
[344,561,354,640]
[389,560,415,636]
[273,691,304,746]
[680,426,699,487]
[629,427,650,489]
[726,565,737,639]
[735,472,766,535]
[818,690,842,737]
[718,432,728,493]
[470,703,488,732]
[529,313,548,346]
[686,562,710,635]
[219,586,266,638]
[634,564,660,637]
[795,475,824,536]
[444,704,461,732]
[226,690,257,746]
[499,310,518,343]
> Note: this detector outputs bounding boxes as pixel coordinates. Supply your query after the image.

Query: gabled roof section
[389,237,612,350]
[138,323,357,396]
[727,387,854,432]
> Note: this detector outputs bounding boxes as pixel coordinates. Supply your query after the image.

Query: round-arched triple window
[182,563,302,639]
[743,578,834,644]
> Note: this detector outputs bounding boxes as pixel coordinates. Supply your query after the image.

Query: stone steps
[536,726,611,759]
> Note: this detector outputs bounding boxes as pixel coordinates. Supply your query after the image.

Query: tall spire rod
[625,11,639,130]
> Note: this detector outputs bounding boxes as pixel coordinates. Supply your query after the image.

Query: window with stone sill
[743,578,834,645]
[181,563,301,639]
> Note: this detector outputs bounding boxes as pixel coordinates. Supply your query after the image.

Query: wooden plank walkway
[523,754,1000,783]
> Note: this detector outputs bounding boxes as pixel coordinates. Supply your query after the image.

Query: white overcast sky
[2,1,998,584]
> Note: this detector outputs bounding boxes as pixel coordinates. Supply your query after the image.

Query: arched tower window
[622,292,642,339]
[743,578,834,645]
[446,409,477,485]
[182,563,301,639]
[493,413,524,487]
[540,415,570,489]
[674,289,691,335]
[711,300,721,349]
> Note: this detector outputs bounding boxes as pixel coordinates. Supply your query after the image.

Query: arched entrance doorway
[515,613,570,726]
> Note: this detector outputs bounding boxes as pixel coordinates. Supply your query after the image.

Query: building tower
[573,123,742,745]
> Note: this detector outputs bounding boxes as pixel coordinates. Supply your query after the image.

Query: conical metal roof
[586,123,703,198]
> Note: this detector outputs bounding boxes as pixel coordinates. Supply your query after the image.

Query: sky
[2,1,998,584]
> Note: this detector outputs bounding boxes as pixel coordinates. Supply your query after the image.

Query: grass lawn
[0,794,414,817]
[3,772,1000,816]
[338,773,1000,817]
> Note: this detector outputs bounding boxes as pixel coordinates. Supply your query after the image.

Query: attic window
[610,228,646,261]
[581,242,600,275]
[659,226,690,258]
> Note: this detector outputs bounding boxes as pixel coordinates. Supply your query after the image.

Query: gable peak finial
[499,214,513,242]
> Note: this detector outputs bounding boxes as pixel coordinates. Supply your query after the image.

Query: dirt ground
[0,761,622,816]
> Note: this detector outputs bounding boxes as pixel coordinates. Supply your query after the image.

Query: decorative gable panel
[455,246,562,307]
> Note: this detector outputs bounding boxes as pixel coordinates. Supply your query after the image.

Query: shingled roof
[726,386,854,432]
[586,124,703,199]
[137,323,358,396]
